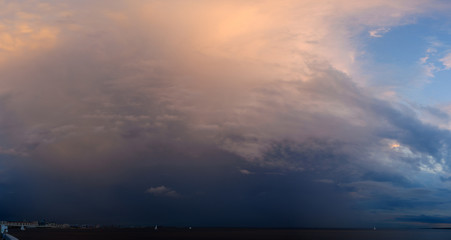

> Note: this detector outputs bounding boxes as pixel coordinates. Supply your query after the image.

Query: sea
[8,228,451,240]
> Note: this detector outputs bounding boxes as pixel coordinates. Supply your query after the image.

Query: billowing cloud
[0,0,450,227]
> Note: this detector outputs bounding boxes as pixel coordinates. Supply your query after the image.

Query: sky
[3,0,451,228]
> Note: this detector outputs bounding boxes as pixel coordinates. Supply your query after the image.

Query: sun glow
[390,143,400,149]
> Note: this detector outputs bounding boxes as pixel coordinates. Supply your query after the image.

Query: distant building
[0,221,38,228]
[0,221,69,229]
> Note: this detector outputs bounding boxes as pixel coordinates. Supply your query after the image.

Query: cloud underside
[146,186,180,198]
[0,0,450,226]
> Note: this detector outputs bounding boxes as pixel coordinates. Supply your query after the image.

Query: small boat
[373,226,376,231]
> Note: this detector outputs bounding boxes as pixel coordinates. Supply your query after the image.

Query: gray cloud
[146,186,180,198]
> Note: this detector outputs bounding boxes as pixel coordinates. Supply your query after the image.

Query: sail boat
[373,226,376,231]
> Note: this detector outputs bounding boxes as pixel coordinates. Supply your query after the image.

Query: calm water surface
[9,228,451,240]
[297,229,451,240]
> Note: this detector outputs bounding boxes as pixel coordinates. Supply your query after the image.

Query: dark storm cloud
[2,52,451,226]
[2,56,451,227]
[372,101,451,158]
[361,171,414,187]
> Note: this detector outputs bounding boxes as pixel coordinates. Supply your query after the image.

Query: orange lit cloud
[0,4,61,63]
[391,143,401,149]
[0,0,447,171]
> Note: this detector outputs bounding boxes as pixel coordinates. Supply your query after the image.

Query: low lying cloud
[146,186,180,198]
[239,169,253,175]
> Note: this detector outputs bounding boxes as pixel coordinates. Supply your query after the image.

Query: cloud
[0,0,444,187]
[146,186,180,198]
[440,52,451,69]
[315,179,334,184]
[0,2,445,179]
[0,0,450,226]
[396,215,451,224]
[0,1,60,63]
[419,45,451,79]
[0,0,445,169]
[239,169,253,175]
[369,27,390,37]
